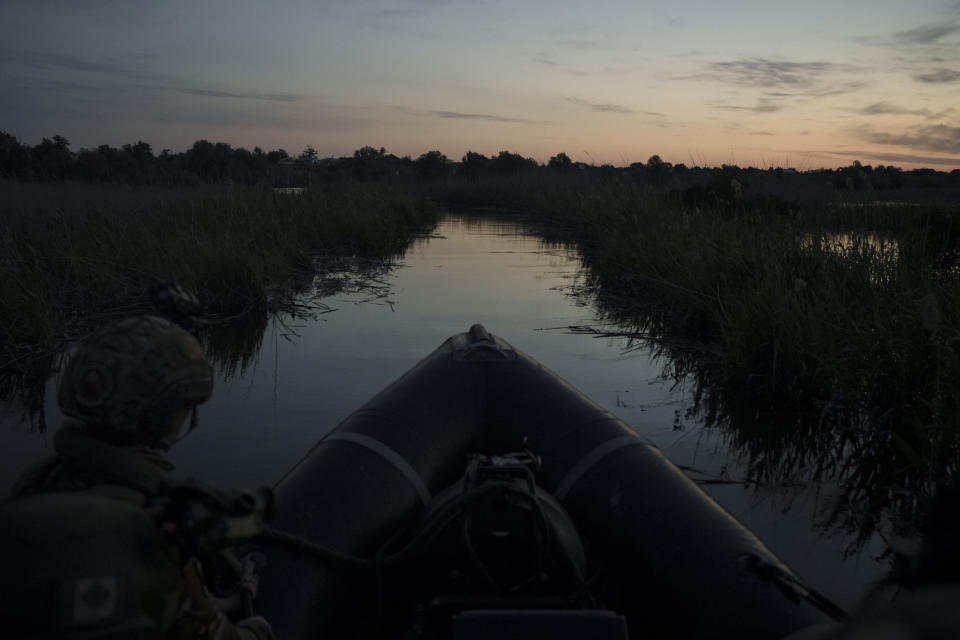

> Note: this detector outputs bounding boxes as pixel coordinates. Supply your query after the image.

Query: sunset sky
[2,0,959,169]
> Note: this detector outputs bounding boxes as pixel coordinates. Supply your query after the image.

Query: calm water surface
[0,214,886,608]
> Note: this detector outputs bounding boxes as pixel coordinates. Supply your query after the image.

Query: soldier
[1,315,274,639]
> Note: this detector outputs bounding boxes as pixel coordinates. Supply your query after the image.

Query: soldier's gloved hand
[238,552,265,599]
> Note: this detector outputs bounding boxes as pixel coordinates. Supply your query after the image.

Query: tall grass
[434,175,960,545]
[0,182,437,366]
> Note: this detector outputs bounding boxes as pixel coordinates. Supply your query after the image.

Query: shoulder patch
[69,576,120,624]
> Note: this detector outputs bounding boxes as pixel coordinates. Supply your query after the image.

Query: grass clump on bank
[627,217,955,545]
[0,182,437,367]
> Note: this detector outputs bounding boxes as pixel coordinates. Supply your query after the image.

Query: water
[0,213,887,609]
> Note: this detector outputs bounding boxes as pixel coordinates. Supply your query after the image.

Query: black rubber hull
[258,326,833,639]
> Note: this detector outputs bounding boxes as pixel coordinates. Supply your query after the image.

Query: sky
[2,0,959,170]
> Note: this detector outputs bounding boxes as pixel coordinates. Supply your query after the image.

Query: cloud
[913,68,960,83]
[819,149,960,167]
[430,110,542,124]
[533,52,591,76]
[2,73,373,146]
[712,97,783,114]
[0,47,131,74]
[860,102,914,115]
[683,58,865,101]
[2,47,307,104]
[392,104,542,124]
[892,23,960,44]
[558,39,599,50]
[358,0,450,22]
[862,124,960,155]
[179,88,302,102]
[803,82,869,97]
[704,58,836,88]
[536,53,559,67]
[1,83,336,137]
[863,19,960,63]
[567,97,630,114]
[859,102,954,119]
[566,97,664,117]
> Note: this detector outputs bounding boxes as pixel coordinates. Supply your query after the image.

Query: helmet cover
[58,316,213,447]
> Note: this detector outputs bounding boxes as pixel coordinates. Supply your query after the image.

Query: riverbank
[433,174,960,546]
[0,182,437,376]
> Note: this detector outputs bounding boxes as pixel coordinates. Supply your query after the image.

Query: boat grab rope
[258,480,515,572]
[258,471,590,600]
[323,432,432,506]
[257,472,597,621]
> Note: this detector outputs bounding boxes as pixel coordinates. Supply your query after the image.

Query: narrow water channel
[0,213,887,609]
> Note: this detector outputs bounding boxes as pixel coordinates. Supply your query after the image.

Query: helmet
[58,315,213,448]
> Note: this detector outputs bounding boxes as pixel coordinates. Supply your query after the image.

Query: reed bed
[0,182,437,367]
[436,175,960,544]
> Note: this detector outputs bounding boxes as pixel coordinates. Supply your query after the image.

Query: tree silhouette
[31,135,73,179]
[493,150,539,174]
[351,145,391,179]
[645,154,670,185]
[460,150,492,176]
[415,150,448,178]
[0,131,30,178]
[299,146,319,164]
[548,152,572,171]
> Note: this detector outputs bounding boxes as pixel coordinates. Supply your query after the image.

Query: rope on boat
[259,526,381,570]
[257,481,521,572]
[257,474,594,603]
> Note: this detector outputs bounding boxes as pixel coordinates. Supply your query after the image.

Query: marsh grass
[433,175,960,546]
[0,182,437,372]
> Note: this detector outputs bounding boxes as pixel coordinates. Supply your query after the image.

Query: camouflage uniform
[1,316,274,640]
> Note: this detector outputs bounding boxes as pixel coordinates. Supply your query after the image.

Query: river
[0,213,887,609]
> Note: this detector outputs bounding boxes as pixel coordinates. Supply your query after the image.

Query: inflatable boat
[256,325,843,639]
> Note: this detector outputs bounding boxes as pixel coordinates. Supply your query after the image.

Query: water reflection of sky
[0,213,886,608]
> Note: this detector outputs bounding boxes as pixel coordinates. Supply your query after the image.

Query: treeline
[0,132,546,186]
[2,131,959,191]
[0,132,293,186]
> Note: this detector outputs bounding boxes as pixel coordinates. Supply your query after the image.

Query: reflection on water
[813,232,898,255]
[0,213,888,608]
[0,351,53,429]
